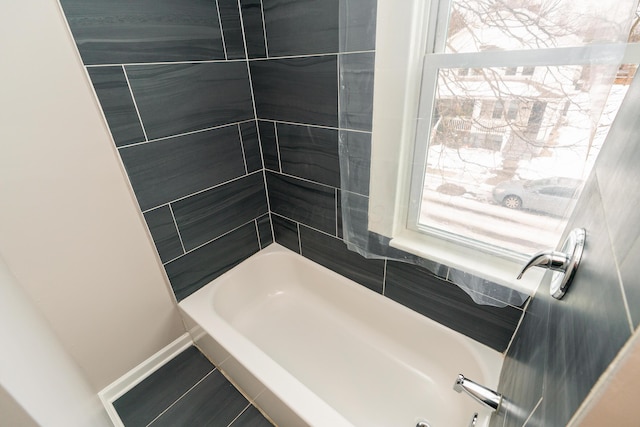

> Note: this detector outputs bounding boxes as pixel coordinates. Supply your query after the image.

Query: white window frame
[369,0,640,294]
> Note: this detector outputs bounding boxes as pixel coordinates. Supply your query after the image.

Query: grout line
[226,403,253,427]
[215,0,229,61]
[522,397,543,427]
[247,50,375,62]
[121,65,149,142]
[259,0,269,58]
[503,297,532,356]
[85,58,246,68]
[117,119,256,149]
[81,51,376,69]
[254,219,262,250]
[273,122,283,173]
[141,170,262,214]
[237,124,249,174]
[272,212,336,242]
[164,217,263,265]
[168,204,187,254]
[268,169,339,191]
[259,117,371,134]
[297,222,303,254]
[335,188,339,237]
[146,368,217,427]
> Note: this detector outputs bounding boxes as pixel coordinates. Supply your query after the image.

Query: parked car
[492,177,582,216]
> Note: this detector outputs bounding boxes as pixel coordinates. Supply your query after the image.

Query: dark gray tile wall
[113,346,272,427]
[252,0,524,352]
[60,0,273,302]
[493,77,640,426]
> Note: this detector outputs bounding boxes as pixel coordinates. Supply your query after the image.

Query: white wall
[0,256,111,427]
[0,0,186,392]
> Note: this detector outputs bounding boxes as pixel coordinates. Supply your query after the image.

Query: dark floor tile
[240,121,264,173]
[150,369,249,427]
[218,0,246,59]
[272,214,300,253]
[262,0,339,56]
[385,261,522,352]
[87,66,145,147]
[144,205,184,263]
[60,0,224,65]
[230,406,273,427]
[300,225,384,293]
[171,172,268,251]
[126,62,253,140]
[113,346,214,427]
[251,56,338,128]
[240,0,267,58]
[165,222,260,300]
[257,213,274,248]
[266,172,336,235]
[119,125,246,211]
[277,123,340,187]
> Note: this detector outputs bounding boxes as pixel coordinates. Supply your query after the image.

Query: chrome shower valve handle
[517,228,586,300]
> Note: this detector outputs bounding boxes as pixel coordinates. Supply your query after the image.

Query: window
[369,0,640,292]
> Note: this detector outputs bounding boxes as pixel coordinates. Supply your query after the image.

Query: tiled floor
[113,346,273,427]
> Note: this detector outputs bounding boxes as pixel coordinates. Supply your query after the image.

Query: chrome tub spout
[453,374,502,412]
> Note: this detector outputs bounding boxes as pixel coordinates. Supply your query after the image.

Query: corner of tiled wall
[59,0,274,301]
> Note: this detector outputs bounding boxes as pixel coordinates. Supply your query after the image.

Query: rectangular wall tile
[277,123,340,187]
[119,125,246,211]
[144,205,184,263]
[300,225,384,293]
[339,52,375,132]
[541,175,632,426]
[172,172,268,251]
[87,66,145,147]
[113,346,214,427]
[272,214,300,253]
[165,222,260,301]
[150,369,249,427]
[218,0,246,60]
[240,0,267,58]
[385,261,522,352]
[497,292,549,427]
[257,120,280,171]
[257,213,274,248]
[339,131,371,196]
[250,56,338,127]
[240,121,264,173]
[266,172,336,235]
[262,0,339,56]
[126,62,254,140]
[60,0,224,65]
[339,0,377,52]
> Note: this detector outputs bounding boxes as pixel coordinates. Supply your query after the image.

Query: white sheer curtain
[338,0,637,306]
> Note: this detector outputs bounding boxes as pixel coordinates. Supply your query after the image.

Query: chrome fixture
[468,413,478,427]
[516,228,586,300]
[416,421,431,427]
[453,374,502,412]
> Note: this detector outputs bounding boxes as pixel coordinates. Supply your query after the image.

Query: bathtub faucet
[453,374,502,412]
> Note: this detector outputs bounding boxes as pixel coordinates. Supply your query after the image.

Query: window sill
[390,230,544,296]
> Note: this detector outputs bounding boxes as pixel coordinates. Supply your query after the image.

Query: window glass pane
[418,65,630,255]
[445,0,634,53]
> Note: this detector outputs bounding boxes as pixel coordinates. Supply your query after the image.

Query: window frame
[369,0,640,294]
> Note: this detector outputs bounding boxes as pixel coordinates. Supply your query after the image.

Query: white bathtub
[179,244,503,427]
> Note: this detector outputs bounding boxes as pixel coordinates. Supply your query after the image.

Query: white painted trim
[98,333,194,427]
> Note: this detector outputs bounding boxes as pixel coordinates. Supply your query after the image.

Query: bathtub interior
[179,244,503,427]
